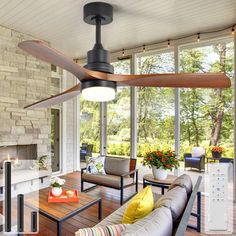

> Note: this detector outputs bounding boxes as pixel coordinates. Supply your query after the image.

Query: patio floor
[23,169,234,236]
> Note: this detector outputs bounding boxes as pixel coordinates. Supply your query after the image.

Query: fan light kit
[81,80,116,102]
[18,2,231,109]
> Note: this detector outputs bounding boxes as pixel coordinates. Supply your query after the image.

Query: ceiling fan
[18,2,230,109]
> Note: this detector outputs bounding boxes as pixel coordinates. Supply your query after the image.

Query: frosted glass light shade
[81,80,116,102]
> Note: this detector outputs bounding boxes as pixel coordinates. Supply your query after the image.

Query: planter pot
[152,166,168,180]
[51,187,62,197]
[212,151,222,159]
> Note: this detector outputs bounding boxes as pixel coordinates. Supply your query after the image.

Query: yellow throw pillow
[122,186,154,224]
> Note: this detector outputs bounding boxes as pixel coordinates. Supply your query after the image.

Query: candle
[5,161,11,232]
[17,194,24,232]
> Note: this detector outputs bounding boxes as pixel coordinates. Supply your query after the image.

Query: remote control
[208,164,228,232]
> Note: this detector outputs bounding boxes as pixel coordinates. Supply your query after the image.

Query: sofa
[76,174,202,236]
[81,156,138,205]
[184,147,205,172]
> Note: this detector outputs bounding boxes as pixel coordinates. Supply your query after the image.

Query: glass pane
[51,109,60,172]
[80,98,100,159]
[136,51,175,176]
[180,40,234,161]
[107,60,131,157]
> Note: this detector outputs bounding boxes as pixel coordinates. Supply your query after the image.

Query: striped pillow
[76,224,129,236]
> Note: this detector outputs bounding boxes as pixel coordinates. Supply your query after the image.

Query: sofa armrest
[121,169,138,177]
[81,167,87,175]
[184,153,192,159]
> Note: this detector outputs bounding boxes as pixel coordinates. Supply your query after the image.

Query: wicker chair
[184,147,205,172]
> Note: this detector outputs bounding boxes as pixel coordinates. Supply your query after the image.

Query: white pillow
[191,147,205,157]
[86,156,106,175]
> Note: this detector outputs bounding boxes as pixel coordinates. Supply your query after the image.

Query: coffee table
[143,174,177,195]
[25,187,102,236]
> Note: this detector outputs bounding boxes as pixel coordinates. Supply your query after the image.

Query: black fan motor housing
[85,43,114,74]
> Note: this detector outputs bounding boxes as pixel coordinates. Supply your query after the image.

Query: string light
[122,49,125,56]
[143,44,146,52]
[197,33,200,42]
[167,40,170,48]
[232,27,235,35]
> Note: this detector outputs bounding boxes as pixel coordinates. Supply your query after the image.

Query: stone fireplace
[0,144,37,161]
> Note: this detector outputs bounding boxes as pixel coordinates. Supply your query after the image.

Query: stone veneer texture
[0,25,55,158]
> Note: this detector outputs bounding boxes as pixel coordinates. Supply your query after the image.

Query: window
[107,60,131,157]
[80,98,100,155]
[136,51,175,157]
[51,109,60,172]
[179,39,234,159]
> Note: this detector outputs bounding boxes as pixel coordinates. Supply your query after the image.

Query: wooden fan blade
[25,84,80,109]
[106,73,231,88]
[18,40,93,80]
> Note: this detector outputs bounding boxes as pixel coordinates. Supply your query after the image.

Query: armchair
[184,147,205,172]
[81,156,138,205]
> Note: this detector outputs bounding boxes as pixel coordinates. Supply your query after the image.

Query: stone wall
[0,25,52,158]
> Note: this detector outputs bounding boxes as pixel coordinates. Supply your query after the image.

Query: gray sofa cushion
[121,207,172,236]
[168,174,192,195]
[155,186,187,222]
[105,157,130,176]
[82,173,133,188]
[96,192,161,227]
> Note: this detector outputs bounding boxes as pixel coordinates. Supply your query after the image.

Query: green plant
[142,149,179,170]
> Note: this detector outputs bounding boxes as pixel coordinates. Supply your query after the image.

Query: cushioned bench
[77,174,202,236]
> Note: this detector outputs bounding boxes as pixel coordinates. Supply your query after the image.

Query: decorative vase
[212,151,222,159]
[51,187,62,197]
[152,166,168,180]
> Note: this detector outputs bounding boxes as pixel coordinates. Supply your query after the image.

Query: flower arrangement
[142,150,179,170]
[50,176,65,188]
[209,145,223,153]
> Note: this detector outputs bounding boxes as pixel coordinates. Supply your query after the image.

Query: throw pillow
[75,224,129,236]
[122,186,154,224]
[86,156,106,175]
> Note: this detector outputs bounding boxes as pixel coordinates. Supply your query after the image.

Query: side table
[143,174,177,195]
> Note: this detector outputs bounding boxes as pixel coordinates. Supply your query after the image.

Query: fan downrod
[83,2,114,74]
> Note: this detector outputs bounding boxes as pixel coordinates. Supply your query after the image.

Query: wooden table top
[25,187,100,222]
[143,174,177,185]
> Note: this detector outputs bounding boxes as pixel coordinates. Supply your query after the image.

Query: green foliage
[79,41,234,160]
[143,150,179,170]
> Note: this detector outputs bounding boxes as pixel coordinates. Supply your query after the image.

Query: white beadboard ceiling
[0,0,235,58]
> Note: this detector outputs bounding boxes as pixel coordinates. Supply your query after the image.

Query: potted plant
[210,145,223,158]
[50,176,65,197]
[143,150,179,180]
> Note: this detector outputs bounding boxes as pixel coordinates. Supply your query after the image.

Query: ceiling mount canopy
[18,1,231,109]
[83,2,114,74]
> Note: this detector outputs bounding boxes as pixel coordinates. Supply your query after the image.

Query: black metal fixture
[81,80,116,102]
[83,2,114,74]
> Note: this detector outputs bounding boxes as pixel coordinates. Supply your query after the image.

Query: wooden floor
[3,171,236,236]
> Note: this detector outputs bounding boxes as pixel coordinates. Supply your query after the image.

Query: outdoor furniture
[76,174,202,235]
[80,144,93,161]
[206,157,234,172]
[143,174,177,195]
[25,187,102,236]
[81,156,138,205]
[184,147,205,172]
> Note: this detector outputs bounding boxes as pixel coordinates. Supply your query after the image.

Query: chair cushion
[105,157,130,176]
[168,174,193,195]
[155,186,187,222]
[122,186,154,224]
[86,156,106,175]
[82,173,133,188]
[191,147,205,157]
[75,224,129,236]
[121,207,172,236]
